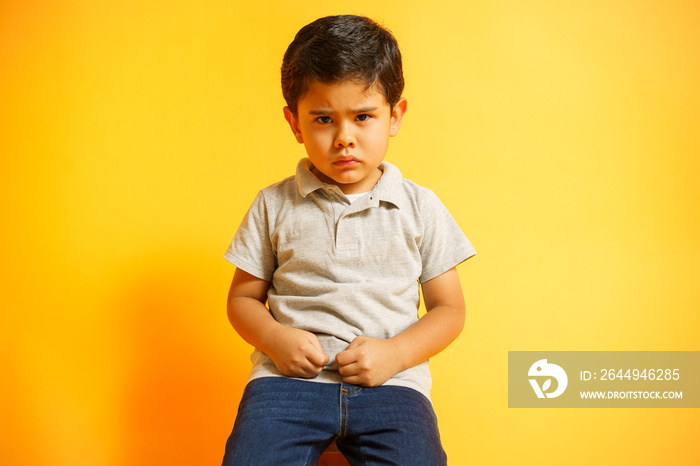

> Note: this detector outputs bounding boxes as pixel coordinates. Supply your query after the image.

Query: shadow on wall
[117,262,250,465]
[1,344,45,466]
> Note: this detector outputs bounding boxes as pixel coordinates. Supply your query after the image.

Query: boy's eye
[316,116,332,124]
[356,114,371,122]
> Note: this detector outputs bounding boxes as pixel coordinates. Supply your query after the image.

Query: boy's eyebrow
[353,106,379,113]
[307,106,379,115]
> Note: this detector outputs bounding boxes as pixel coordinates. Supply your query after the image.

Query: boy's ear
[389,98,408,137]
[283,106,304,144]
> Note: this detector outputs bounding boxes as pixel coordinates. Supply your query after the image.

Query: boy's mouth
[333,156,359,167]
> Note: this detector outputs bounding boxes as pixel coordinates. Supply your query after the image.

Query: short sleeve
[418,189,476,283]
[224,190,276,281]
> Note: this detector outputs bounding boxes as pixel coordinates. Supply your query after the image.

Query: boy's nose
[334,124,356,148]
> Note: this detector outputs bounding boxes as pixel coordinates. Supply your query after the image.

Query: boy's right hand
[263,325,329,378]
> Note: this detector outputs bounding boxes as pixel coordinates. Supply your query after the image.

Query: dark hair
[281,15,404,115]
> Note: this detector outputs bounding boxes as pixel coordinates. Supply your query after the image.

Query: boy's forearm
[227,269,329,378]
[226,268,282,354]
[335,294,464,387]
[229,295,331,378]
[227,295,282,353]
[390,267,466,373]
[335,268,465,387]
[388,303,465,373]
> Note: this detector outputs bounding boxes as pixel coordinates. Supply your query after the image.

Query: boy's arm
[227,268,329,378]
[335,267,465,387]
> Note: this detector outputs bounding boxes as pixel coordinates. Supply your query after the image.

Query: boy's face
[284,80,407,194]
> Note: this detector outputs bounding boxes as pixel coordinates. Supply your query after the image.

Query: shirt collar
[296,158,328,197]
[295,157,406,209]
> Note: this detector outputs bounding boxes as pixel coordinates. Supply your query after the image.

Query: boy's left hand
[335,336,402,387]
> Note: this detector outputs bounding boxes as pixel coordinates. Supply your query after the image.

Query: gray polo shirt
[225,158,476,400]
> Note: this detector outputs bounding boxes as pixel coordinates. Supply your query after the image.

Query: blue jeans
[222,377,447,465]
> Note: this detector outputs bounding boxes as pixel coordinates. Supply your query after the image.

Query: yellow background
[2,1,698,464]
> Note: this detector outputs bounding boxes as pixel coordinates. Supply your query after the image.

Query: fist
[265,326,330,378]
[335,336,401,387]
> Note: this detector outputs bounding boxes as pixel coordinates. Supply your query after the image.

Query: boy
[222,15,475,465]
